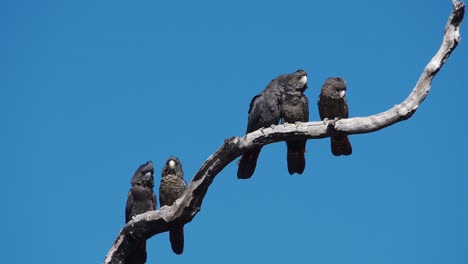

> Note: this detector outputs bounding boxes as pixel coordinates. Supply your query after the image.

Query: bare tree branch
[104,2,465,263]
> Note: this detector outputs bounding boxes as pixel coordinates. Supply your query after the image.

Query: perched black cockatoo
[159,156,187,255]
[280,69,309,174]
[237,69,307,179]
[318,77,352,156]
[125,161,156,264]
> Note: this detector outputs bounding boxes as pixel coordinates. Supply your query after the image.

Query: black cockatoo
[159,156,187,255]
[125,161,156,264]
[237,69,308,179]
[318,77,352,156]
[280,69,309,174]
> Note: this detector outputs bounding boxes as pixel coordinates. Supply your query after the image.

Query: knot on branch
[224,136,242,154]
[398,108,417,121]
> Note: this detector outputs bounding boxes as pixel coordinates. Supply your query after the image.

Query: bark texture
[104,2,464,263]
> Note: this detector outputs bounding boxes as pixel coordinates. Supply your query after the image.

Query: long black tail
[331,135,352,156]
[237,148,261,179]
[125,240,147,264]
[169,226,184,255]
[286,140,306,175]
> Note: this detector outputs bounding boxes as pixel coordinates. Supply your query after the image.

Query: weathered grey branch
[104,2,464,263]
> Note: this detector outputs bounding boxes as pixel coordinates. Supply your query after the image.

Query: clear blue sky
[2,0,467,263]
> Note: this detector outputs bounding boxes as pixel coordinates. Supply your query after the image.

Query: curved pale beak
[299,75,307,86]
[169,160,176,168]
[339,90,346,98]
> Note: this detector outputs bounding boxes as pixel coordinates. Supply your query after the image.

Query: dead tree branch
[104,2,464,263]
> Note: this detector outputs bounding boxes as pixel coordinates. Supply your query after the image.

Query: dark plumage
[125,161,156,264]
[159,156,187,255]
[280,69,309,175]
[238,70,307,179]
[318,77,352,156]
